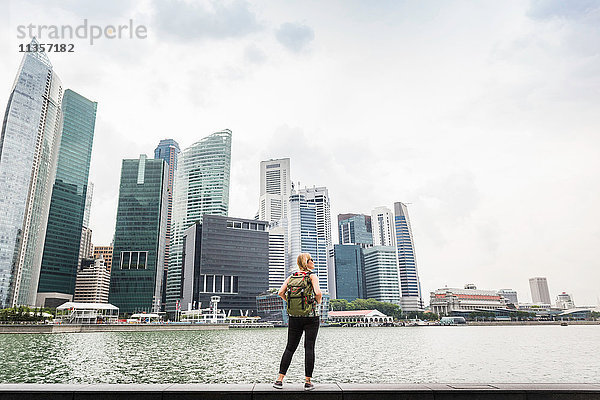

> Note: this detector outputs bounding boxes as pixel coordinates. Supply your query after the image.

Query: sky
[1,0,599,306]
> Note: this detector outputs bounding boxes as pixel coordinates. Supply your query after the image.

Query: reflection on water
[0,325,598,383]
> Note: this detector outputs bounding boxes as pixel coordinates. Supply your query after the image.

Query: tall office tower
[93,246,113,270]
[74,257,110,303]
[497,289,518,305]
[38,90,97,300]
[288,186,332,292]
[363,246,400,304]
[268,224,286,289]
[529,277,551,304]
[259,158,291,222]
[180,216,269,313]
[154,139,180,305]
[0,39,64,307]
[338,214,372,245]
[77,182,94,269]
[165,130,232,311]
[332,244,366,301]
[109,155,168,313]
[371,206,396,247]
[394,202,424,311]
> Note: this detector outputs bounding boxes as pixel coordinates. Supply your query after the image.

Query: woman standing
[273,253,322,391]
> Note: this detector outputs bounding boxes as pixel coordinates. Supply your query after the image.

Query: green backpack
[286,271,315,317]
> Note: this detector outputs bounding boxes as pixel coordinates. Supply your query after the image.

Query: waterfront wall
[0,323,229,334]
[0,384,599,399]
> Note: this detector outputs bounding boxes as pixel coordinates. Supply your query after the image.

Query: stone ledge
[0,384,599,400]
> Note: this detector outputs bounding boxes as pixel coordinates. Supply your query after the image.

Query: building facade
[332,244,365,301]
[394,202,424,311]
[0,39,64,307]
[37,90,97,299]
[497,289,518,305]
[93,246,113,270]
[166,130,232,312]
[180,215,269,314]
[363,246,400,304]
[288,186,332,293]
[529,277,551,304]
[371,206,395,247]
[430,285,507,316]
[74,257,110,303]
[268,225,286,289]
[259,158,291,223]
[109,155,168,314]
[556,292,575,309]
[338,214,372,245]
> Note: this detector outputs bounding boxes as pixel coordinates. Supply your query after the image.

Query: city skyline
[1,1,599,305]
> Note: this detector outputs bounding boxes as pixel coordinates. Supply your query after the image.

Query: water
[0,325,598,383]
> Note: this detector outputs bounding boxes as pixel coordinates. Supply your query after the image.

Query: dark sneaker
[304,382,315,391]
[273,380,283,389]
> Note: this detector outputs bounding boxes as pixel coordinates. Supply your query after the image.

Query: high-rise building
[338,214,372,246]
[180,215,269,314]
[109,155,168,313]
[165,130,232,311]
[268,224,286,289]
[394,202,423,311]
[74,257,110,303]
[37,90,97,300]
[259,158,291,290]
[93,246,113,270]
[154,139,180,307]
[259,158,291,223]
[0,39,64,307]
[363,246,400,304]
[556,292,575,309]
[529,277,551,304]
[78,227,93,264]
[497,289,518,305]
[332,244,366,301]
[371,206,395,247]
[288,186,332,292]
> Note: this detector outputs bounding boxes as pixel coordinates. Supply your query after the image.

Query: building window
[120,251,148,269]
[198,274,238,294]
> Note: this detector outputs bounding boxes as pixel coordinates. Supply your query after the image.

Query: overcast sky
[1,0,599,305]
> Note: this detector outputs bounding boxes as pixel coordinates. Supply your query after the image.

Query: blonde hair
[296,253,312,272]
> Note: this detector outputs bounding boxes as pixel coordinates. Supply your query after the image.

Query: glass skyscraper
[165,130,232,312]
[338,213,372,245]
[109,155,168,314]
[288,186,331,293]
[333,244,365,301]
[394,202,424,311]
[154,138,180,307]
[0,39,64,307]
[37,90,97,299]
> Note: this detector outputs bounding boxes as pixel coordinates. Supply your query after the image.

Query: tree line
[329,298,439,320]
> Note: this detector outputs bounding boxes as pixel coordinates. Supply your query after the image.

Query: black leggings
[278,316,320,378]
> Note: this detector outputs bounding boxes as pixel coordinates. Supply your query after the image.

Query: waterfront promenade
[0,323,229,334]
[1,383,600,399]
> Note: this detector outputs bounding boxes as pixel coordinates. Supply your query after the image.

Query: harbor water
[0,325,598,384]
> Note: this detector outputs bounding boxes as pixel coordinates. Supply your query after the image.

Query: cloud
[527,0,600,22]
[152,0,262,41]
[244,44,267,64]
[275,22,314,53]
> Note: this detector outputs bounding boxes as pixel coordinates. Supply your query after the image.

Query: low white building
[55,302,119,324]
[556,292,575,309]
[328,309,393,326]
[430,285,507,316]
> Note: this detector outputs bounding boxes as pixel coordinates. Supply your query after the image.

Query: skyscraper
[180,215,269,314]
[165,130,232,311]
[0,39,64,307]
[371,206,395,247]
[363,246,400,304]
[394,202,424,311]
[37,90,97,299]
[529,277,551,305]
[259,158,291,290]
[154,139,180,307]
[338,214,372,246]
[332,244,366,301]
[288,186,332,292]
[259,158,291,223]
[109,155,168,313]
